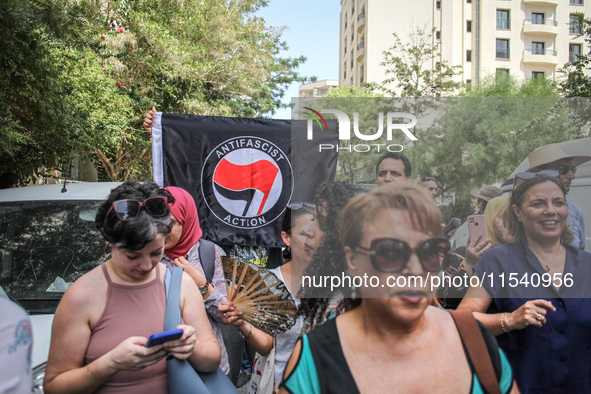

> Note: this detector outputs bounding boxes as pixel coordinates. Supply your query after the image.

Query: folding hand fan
[222,256,297,336]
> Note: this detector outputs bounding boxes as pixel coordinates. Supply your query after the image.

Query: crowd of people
[1,124,590,394]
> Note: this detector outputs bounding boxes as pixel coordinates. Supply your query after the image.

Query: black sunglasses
[551,165,577,176]
[108,196,169,221]
[513,170,561,191]
[355,237,450,273]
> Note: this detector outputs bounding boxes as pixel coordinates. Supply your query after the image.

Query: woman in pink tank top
[43,181,221,394]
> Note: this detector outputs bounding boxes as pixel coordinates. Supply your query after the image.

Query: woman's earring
[351,285,357,301]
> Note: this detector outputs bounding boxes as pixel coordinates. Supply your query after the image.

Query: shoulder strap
[164,266,183,331]
[198,239,216,283]
[451,310,501,394]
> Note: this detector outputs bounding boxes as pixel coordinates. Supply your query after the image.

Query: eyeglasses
[549,165,577,176]
[355,237,450,273]
[108,197,169,221]
[287,202,316,211]
[422,177,436,183]
[513,170,561,191]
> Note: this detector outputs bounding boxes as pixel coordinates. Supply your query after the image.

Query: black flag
[152,113,338,247]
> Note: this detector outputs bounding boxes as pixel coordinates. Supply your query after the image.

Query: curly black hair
[95,180,174,251]
[297,182,364,329]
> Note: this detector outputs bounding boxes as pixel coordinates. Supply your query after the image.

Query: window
[344,39,347,54]
[570,0,583,4]
[360,66,364,84]
[570,13,582,34]
[532,72,545,80]
[532,41,545,55]
[531,13,545,25]
[350,52,354,69]
[344,63,347,80]
[436,62,441,70]
[307,91,314,97]
[320,89,328,95]
[497,10,510,30]
[352,0,355,14]
[496,68,510,78]
[466,50,472,62]
[436,31,441,40]
[496,39,510,59]
[466,79,472,85]
[570,43,582,62]
[467,20,472,32]
[351,25,354,42]
[345,13,347,29]
[467,0,472,3]
[436,1,441,10]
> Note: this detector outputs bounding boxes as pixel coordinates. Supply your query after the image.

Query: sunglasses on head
[355,237,451,273]
[108,196,169,221]
[287,202,316,211]
[513,170,561,191]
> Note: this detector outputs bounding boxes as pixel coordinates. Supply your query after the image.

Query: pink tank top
[85,264,168,394]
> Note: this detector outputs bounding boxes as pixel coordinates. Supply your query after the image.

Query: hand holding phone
[467,214,487,241]
[145,328,184,348]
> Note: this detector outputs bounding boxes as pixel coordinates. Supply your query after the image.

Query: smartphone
[145,328,184,347]
[467,214,487,242]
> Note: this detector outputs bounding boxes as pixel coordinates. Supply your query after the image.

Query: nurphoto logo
[304,108,419,153]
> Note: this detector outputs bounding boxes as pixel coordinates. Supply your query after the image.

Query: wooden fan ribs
[222,257,297,336]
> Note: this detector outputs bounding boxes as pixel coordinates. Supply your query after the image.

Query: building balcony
[357,41,365,60]
[357,11,365,32]
[523,19,558,36]
[523,0,558,5]
[522,49,559,65]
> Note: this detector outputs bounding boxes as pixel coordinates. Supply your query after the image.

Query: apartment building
[339,0,590,91]
[293,79,339,119]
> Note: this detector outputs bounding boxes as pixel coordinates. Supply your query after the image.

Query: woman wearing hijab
[484,195,510,248]
[160,186,230,375]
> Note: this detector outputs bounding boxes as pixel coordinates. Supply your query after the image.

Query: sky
[256,0,341,119]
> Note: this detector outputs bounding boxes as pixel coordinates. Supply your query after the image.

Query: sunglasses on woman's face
[513,170,561,191]
[108,196,169,221]
[355,237,451,273]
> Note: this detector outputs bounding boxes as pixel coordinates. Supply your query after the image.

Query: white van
[453,137,591,249]
[0,182,120,393]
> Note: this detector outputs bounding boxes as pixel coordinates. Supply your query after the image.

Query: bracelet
[87,365,99,383]
[241,323,253,340]
[501,312,510,333]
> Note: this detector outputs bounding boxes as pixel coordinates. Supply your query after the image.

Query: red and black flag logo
[203,137,292,229]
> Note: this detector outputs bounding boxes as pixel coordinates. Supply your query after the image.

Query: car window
[0,201,108,312]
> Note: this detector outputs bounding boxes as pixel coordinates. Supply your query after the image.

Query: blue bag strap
[164,266,183,330]
[198,239,216,283]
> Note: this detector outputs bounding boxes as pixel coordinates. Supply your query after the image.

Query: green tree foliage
[372,26,461,98]
[1,0,311,181]
[409,76,569,200]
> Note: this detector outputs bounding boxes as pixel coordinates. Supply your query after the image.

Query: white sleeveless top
[271,267,304,384]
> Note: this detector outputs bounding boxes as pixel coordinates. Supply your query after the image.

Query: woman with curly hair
[297,181,364,333]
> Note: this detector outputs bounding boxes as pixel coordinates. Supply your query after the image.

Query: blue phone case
[145,328,184,347]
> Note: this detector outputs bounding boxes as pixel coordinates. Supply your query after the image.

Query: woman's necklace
[537,245,563,273]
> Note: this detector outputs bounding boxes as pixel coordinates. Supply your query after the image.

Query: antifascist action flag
[152,113,338,247]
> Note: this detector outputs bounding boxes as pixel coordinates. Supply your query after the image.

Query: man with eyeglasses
[527,144,591,250]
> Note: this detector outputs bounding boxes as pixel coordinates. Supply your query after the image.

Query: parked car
[452,137,591,249]
[0,182,121,393]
